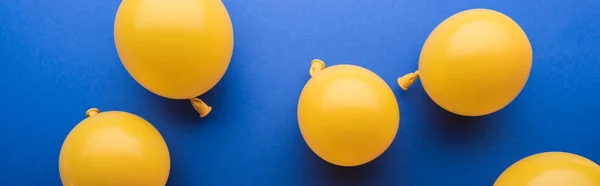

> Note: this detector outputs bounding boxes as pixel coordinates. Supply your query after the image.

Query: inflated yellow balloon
[59,108,170,186]
[398,8,532,116]
[494,152,600,186]
[114,0,234,117]
[298,59,400,167]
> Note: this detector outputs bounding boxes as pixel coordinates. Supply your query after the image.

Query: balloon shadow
[418,91,502,146]
[142,61,234,124]
[301,144,386,186]
[396,80,500,144]
[153,97,204,121]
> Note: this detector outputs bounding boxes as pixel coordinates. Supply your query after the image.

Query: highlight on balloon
[113,0,234,117]
[297,59,400,167]
[397,8,532,117]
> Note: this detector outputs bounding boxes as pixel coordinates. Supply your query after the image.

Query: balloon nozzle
[190,98,212,118]
[309,59,326,77]
[86,108,100,117]
[398,70,420,90]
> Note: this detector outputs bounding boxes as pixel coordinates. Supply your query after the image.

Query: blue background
[1,0,600,185]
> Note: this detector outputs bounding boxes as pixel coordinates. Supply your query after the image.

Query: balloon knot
[398,70,420,90]
[309,59,326,77]
[190,98,212,118]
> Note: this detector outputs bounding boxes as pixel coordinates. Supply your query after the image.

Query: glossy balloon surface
[59,110,171,186]
[114,0,234,99]
[298,64,399,167]
[419,9,532,116]
[494,152,600,186]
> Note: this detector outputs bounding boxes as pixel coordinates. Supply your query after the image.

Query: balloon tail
[398,70,420,90]
[309,59,326,77]
[86,108,100,117]
[190,98,212,118]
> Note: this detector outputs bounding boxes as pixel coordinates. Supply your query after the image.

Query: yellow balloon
[298,59,400,167]
[114,0,234,117]
[59,108,171,186]
[398,8,532,116]
[494,152,600,186]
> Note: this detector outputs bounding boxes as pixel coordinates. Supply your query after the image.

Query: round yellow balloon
[298,59,400,167]
[114,0,233,99]
[399,8,532,116]
[494,152,600,186]
[59,108,171,186]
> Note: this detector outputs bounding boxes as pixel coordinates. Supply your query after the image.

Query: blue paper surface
[1,0,600,185]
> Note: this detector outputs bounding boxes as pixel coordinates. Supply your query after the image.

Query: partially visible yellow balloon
[114,0,234,117]
[398,8,532,116]
[298,59,400,167]
[59,108,171,186]
[494,152,600,186]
